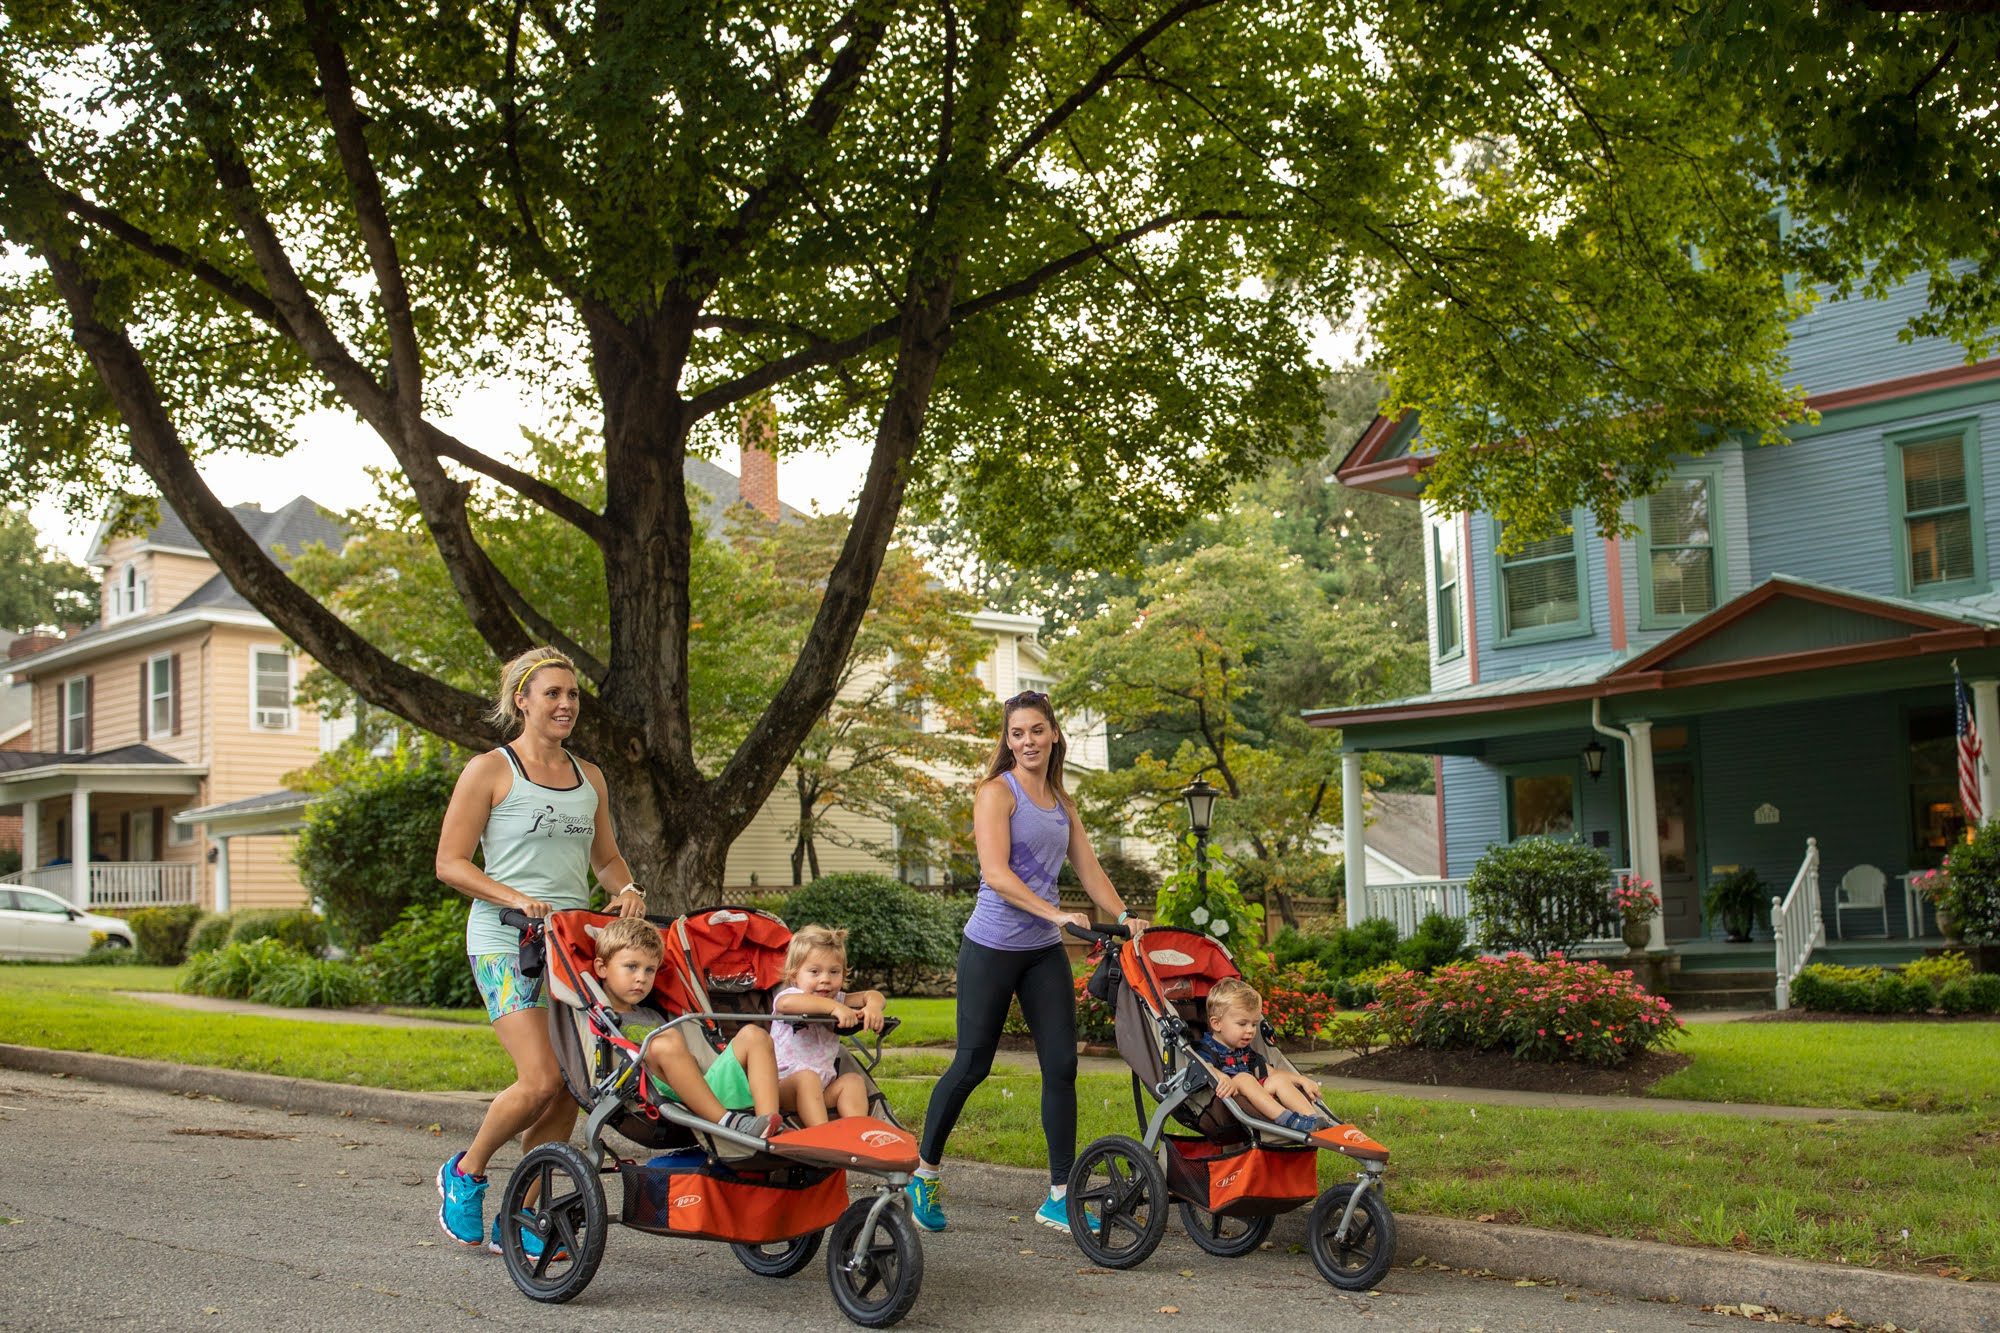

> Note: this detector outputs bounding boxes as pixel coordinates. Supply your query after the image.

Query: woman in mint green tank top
[430,648,648,1250]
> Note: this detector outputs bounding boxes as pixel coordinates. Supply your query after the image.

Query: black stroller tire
[825,1197,923,1327]
[1177,1201,1273,1258]
[733,1232,823,1278]
[1306,1182,1397,1291]
[1066,1135,1168,1270]
[498,1141,609,1303]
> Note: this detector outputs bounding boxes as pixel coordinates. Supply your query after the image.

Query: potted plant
[1703,867,1766,943]
[1909,867,1959,943]
[1611,875,1661,952]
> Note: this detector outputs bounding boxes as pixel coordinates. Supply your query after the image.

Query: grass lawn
[6,965,1997,1278]
[1659,1021,2000,1113]
[882,997,958,1046]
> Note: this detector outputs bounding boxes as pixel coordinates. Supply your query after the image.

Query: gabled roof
[0,744,188,774]
[1304,574,2000,730]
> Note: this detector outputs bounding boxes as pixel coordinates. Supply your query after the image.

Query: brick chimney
[8,631,63,661]
[737,398,781,522]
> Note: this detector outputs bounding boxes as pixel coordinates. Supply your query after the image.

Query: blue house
[1312,274,2000,1003]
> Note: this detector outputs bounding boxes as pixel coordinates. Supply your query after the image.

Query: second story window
[1641,473,1720,624]
[251,647,293,731]
[1496,521,1585,641]
[146,653,177,739]
[1432,519,1462,659]
[1894,430,1982,593]
[61,676,90,753]
[112,563,149,620]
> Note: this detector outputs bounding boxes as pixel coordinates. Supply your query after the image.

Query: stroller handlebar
[499,906,536,932]
[1064,921,1131,942]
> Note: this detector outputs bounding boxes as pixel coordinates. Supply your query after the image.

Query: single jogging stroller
[1063,923,1396,1290]
[494,906,924,1327]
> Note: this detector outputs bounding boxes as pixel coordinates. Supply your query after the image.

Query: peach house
[0,498,344,912]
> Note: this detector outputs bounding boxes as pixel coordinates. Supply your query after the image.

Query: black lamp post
[1181,779,1222,900]
[1582,738,1607,782]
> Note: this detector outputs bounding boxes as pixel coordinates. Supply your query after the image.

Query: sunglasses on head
[1005,689,1050,707]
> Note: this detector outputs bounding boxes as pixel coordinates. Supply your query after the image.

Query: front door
[1656,762,1702,942]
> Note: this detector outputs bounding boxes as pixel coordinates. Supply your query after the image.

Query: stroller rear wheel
[498,1141,608,1303]
[1066,1135,1168,1270]
[732,1232,823,1278]
[1307,1181,1397,1291]
[1177,1201,1273,1258]
[825,1196,923,1327]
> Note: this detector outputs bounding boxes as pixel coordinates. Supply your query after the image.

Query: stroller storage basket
[619,1159,848,1244]
[1162,1135,1318,1218]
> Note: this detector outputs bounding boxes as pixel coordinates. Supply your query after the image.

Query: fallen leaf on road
[1475,1213,1497,1223]
[202,1308,219,1315]
[1006,1215,1020,1223]
[1157,1306,1180,1315]
[1018,1249,1035,1256]
[1178,1270,1195,1278]
[1513,1280,1537,1288]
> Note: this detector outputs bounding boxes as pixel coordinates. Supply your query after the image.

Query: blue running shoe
[905,1173,946,1232]
[437,1152,487,1248]
[490,1213,570,1261]
[1034,1190,1071,1234]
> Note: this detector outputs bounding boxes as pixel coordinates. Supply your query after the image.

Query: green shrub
[1935,977,1979,1015]
[77,940,146,965]
[1867,973,1924,1014]
[293,739,463,948]
[1270,917,1401,980]
[228,909,328,956]
[1790,968,1870,1012]
[0,846,20,877]
[251,955,377,1008]
[1901,951,1974,991]
[780,873,961,994]
[182,938,309,999]
[1396,912,1472,973]
[1466,838,1615,958]
[187,912,233,957]
[1937,821,2000,942]
[127,904,205,965]
[1967,974,2000,1012]
[366,897,479,1009]
[741,891,792,920]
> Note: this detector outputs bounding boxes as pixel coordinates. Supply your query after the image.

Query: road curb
[4,1042,1991,1330]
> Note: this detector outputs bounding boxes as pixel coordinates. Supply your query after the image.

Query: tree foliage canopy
[0,508,95,631]
[1,1,1991,903]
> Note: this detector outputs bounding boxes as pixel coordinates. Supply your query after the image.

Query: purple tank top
[963,770,1071,951]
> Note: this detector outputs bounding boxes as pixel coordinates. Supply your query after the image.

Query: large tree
[0,508,95,631]
[0,2,1984,907]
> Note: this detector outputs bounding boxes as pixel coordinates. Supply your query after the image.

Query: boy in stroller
[591,917,782,1142]
[1196,977,1331,1136]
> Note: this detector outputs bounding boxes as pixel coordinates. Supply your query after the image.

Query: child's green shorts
[662,1048,753,1111]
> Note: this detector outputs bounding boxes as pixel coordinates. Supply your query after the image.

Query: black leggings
[919,937,1078,1185]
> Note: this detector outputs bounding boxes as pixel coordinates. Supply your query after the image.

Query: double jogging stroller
[492,905,924,1327]
[1064,923,1397,1289]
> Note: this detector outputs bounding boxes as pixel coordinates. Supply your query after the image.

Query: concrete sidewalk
[0,1040,1988,1331]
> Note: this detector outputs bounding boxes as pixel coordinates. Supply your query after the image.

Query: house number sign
[1753,803,1780,826]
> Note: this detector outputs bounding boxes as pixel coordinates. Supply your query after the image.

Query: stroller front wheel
[825,1195,924,1327]
[1066,1135,1168,1270]
[1307,1181,1397,1291]
[498,1141,608,1303]
[1178,1201,1274,1257]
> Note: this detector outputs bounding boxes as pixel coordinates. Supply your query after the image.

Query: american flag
[1956,667,1982,827]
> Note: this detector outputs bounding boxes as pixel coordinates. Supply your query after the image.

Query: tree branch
[995,0,1227,175]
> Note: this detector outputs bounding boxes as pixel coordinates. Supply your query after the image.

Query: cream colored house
[0,498,343,912]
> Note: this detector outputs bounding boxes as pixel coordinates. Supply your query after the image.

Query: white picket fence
[1356,873,1630,954]
[0,861,200,910]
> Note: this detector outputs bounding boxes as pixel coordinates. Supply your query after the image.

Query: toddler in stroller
[489,906,926,1328]
[1063,922,1397,1291]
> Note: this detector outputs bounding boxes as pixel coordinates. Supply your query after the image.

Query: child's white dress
[771,985,845,1085]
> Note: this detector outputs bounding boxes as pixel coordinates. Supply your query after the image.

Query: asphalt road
[0,1073,1760,1332]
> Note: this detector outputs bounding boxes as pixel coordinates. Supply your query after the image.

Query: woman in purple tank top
[905,691,1147,1235]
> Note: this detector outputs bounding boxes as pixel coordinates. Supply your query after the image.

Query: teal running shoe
[905,1174,947,1232]
[490,1213,570,1262]
[1034,1190,1072,1234]
[436,1152,487,1247]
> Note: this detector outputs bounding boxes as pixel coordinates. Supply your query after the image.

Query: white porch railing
[1359,873,1629,953]
[1772,837,1823,1011]
[0,862,201,911]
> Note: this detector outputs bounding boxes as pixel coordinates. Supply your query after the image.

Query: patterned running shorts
[471,952,545,1023]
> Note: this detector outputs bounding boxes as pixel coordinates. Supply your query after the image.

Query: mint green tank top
[464,745,600,957]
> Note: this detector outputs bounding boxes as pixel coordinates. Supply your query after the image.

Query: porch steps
[1660,968,1776,1012]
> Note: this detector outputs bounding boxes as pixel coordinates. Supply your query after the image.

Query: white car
[0,885,138,960]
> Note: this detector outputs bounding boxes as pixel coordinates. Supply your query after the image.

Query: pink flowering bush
[1367,952,1683,1066]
